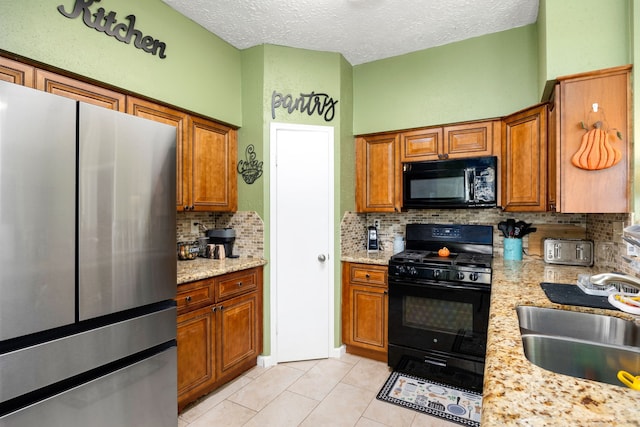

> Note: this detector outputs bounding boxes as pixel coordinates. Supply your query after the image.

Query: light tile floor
[178,353,459,427]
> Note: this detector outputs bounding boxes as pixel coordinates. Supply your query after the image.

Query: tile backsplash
[340,209,635,274]
[177,211,264,259]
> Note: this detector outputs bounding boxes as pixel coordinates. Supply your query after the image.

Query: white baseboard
[330,344,346,359]
[257,354,276,368]
[257,345,346,368]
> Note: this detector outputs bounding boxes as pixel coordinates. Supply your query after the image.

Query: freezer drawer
[78,102,176,320]
[0,307,176,403]
[0,347,177,427]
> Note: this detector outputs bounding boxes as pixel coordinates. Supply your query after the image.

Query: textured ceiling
[162,0,539,65]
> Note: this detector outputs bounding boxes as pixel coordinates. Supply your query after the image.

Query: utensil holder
[504,238,523,261]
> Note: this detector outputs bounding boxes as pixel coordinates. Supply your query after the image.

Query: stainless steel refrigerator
[0,80,177,426]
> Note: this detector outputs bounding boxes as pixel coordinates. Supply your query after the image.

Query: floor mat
[376,370,482,426]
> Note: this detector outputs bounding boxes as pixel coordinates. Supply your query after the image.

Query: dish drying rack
[577,274,640,297]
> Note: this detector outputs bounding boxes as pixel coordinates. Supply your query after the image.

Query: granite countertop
[177,257,268,285]
[341,252,640,425]
[341,250,394,266]
[483,257,640,426]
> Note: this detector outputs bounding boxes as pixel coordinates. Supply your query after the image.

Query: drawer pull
[365,274,370,279]
[185,296,192,302]
[237,281,243,287]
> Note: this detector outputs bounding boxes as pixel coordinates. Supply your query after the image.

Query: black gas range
[387,223,494,393]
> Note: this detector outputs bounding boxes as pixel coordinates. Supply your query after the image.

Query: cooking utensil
[506,218,515,237]
[617,370,640,390]
[498,221,509,238]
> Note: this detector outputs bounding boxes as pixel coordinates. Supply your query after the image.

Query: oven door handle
[429,282,489,293]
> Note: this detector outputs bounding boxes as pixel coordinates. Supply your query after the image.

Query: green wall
[239,45,352,352]
[0,0,243,126]
[2,0,637,356]
[352,25,539,135]
[541,0,630,81]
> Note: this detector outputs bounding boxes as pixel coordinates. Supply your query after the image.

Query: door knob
[318,254,326,262]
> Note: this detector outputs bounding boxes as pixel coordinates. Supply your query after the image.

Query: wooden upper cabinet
[555,65,631,213]
[501,104,548,212]
[127,97,189,211]
[188,116,238,212]
[355,133,401,212]
[0,57,34,87]
[35,69,126,111]
[400,120,498,162]
[547,86,559,212]
[444,121,497,159]
[400,127,442,162]
[127,97,238,212]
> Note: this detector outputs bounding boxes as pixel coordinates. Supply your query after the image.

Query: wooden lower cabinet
[177,267,263,412]
[342,262,388,362]
[177,305,216,400]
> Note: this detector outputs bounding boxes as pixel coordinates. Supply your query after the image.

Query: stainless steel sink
[516,305,640,347]
[516,306,640,387]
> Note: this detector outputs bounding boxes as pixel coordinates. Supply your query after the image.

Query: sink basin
[516,305,640,347]
[516,306,640,387]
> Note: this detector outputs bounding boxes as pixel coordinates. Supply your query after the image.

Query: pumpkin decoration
[438,247,450,257]
[571,120,623,171]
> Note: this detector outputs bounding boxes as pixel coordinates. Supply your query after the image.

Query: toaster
[543,238,594,266]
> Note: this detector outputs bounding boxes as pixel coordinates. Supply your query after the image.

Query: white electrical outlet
[373,219,381,229]
[613,221,624,239]
[191,222,199,234]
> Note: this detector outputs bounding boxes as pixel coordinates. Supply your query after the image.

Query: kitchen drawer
[177,279,215,312]
[348,264,387,287]
[216,269,258,300]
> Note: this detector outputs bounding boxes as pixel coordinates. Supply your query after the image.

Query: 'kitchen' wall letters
[58,0,167,59]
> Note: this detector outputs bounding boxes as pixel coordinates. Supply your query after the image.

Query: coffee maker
[207,228,238,258]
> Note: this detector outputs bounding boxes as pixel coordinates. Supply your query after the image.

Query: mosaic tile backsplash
[177,208,637,276]
[340,209,636,275]
[177,211,264,259]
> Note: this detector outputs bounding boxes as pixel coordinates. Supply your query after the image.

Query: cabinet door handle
[365,273,370,279]
[185,296,192,302]
[212,306,216,312]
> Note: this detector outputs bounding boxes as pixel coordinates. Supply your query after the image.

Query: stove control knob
[433,269,442,279]
[456,271,465,280]
[469,272,479,281]
[409,266,418,276]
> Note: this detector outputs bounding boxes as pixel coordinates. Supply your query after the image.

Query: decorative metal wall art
[571,103,623,171]
[237,145,263,184]
[271,90,338,122]
[57,0,167,59]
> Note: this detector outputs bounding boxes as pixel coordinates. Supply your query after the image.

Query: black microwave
[402,156,497,209]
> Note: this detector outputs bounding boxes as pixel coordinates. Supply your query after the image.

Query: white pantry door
[270,122,334,363]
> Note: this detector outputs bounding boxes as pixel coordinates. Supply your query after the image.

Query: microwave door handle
[465,168,475,202]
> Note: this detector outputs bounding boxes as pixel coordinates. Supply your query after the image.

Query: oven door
[388,278,490,364]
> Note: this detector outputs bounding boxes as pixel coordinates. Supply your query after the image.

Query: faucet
[590,272,640,289]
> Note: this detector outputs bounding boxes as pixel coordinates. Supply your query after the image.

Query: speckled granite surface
[484,257,640,426]
[341,250,394,266]
[342,252,640,426]
[177,257,267,285]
